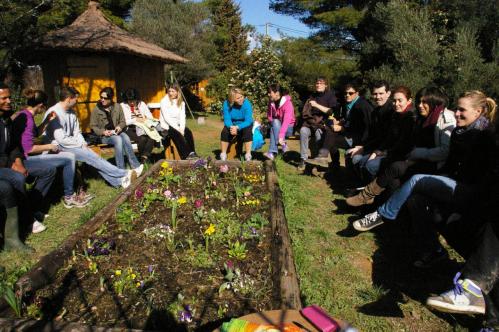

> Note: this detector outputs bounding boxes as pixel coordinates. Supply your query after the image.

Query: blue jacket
[222,99,253,130]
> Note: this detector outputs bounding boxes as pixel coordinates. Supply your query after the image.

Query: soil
[28,161,276,331]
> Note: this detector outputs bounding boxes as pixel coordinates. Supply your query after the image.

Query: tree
[0,0,134,80]
[207,0,249,72]
[129,0,216,84]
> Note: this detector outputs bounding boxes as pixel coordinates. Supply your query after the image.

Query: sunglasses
[345,91,357,96]
[100,96,111,100]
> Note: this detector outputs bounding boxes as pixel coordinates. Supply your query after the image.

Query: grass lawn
[1,114,477,330]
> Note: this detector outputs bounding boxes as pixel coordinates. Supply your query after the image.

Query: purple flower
[192,159,206,169]
[148,265,154,273]
[135,188,144,199]
[226,260,234,270]
[178,305,193,322]
[219,164,229,173]
[250,227,257,235]
[194,199,203,209]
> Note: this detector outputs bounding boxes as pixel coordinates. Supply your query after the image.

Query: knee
[272,119,281,128]
[300,126,310,137]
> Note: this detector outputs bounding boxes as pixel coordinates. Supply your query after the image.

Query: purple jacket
[267,95,296,140]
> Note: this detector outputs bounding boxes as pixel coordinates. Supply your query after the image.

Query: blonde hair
[459,90,497,123]
[228,87,244,106]
[167,83,183,107]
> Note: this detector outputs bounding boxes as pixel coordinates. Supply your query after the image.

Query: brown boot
[346,179,385,207]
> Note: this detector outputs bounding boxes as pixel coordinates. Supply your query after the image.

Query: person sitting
[346,80,393,180]
[120,88,158,163]
[43,86,136,189]
[351,90,496,235]
[347,86,455,207]
[307,82,373,169]
[298,77,337,170]
[13,89,90,222]
[264,83,296,160]
[90,87,143,174]
[159,83,198,160]
[219,87,253,161]
[0,180,30,251]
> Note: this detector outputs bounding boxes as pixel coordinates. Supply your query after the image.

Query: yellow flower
[159,170,165,177]
[204,223,216,236]
[161,161,169,169]
[131,273,137,280]
[115,270,122,276]
[177,196,187,205]
[136,282,141,288]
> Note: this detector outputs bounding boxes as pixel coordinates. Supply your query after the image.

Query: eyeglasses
[100,96,111,100]
[345,91,357,96]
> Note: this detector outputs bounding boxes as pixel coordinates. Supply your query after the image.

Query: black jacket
[0,115,24,168]
[301,90,337,129]
[364,101,394,152]
[379,105,417,161]
[338,97,373,146]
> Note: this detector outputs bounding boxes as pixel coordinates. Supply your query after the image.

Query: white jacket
[43,103,86,149]
[159,95,185,134]
[120,101,153,126]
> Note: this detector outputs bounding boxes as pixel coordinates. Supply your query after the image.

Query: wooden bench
[226,137,243,160]
[163,137,181,160]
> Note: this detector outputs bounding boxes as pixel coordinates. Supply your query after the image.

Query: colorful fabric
[221,318,302,332]
[267,95,296,140]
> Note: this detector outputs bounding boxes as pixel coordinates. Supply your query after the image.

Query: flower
[192,159,206,169]
[135,188,144,199]
[136,282,141,288]
[177,196,187,205]
[204,223,216,236]
[244,191,251,197]
[115,270,122,276]
[131,273,136,280]
[161,161,170,169]
[226,260,234,270]
[148,265,154,273]
[178,305,193,323]
[194,199,203,209]
[219,164,229,173]
[163,190,172,198]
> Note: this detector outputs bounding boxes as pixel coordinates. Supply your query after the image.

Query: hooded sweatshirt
[43,103,86,149]
[267,95,296,140]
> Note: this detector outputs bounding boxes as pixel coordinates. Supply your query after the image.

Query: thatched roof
[40,1,187,63]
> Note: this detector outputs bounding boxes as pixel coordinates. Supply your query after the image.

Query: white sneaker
[32,220,47,234]
[134,164,144,177]
[121,170,133,189]
[220,152,227,161]
[245,153,252,161]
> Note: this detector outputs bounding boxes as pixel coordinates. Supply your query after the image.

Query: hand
[11,159,28,176]
[103,130,112,137]
[115,126,122,134]
[278,138,285,146]
[368,152,378,161]
[332,124,342,132]
[48,144,59,153]
[309,100,318,108]
[48,111,57,121]
[230,126,238,135]
[347,146,363,156]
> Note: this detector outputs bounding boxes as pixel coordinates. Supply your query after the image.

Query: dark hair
[416,87,448,112]
[59,86,79,101]
[123,88,140,102]
[23,89,48,107]
[268,83,288,96]
[393,85,412,100]
[371,80,390,93]
[344,82,360,92]
[315,77,328,84]
[100,87,114,100]
[0,82,9,90]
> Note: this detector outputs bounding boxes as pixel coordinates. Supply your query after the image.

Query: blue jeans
[299,126,323,160]
[357,154,384,176]
[61,146,127,188]
[101,133,140,169]
[378,174,457,220]
[25,152,75,197]
[0,168,26,194]
[268,119,294,154]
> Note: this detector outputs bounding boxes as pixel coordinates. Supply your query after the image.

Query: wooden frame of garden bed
[0,160,301,331]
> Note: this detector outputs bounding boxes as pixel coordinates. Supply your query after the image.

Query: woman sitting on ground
[159,84,198,160]
[347,87,456,207]
[351,90,496,238]
[350,86,416,183]
[120,88,158,163]
[219,87,253,161]
[264,84,296,160]
[90,87,143,174]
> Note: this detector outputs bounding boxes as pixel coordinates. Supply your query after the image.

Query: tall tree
[129,0,216,84]
[207,0,249,72]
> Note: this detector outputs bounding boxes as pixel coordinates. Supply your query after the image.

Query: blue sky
[237,0,312,39]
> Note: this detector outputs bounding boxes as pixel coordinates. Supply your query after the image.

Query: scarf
[423,105,444,128]
[455,115,490,135]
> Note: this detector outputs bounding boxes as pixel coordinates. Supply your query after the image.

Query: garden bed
[0,159,300,331]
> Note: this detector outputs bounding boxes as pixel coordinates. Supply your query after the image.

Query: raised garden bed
[0,159,300,331]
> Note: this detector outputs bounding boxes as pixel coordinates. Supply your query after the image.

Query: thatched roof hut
[37,1,187,130]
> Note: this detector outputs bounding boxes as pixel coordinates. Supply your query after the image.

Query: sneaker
[413,248,448,269]
[134,164,144,177]
[121,170,135,189]
[352,211,385,231]
[63,194,90,208]
[297,159,306,171]
[186,152,199,160]
[427,272,485,314]
[281,142,289,153]
[32,220,47,234]
[220,152,227,161]
[77,190,95,204]
[264,152,275,160]
[245,153,252,162]
[306,154,330,168]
